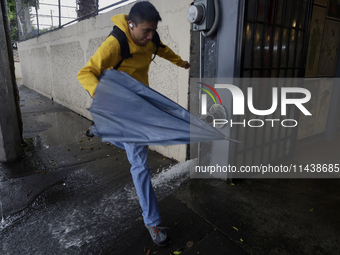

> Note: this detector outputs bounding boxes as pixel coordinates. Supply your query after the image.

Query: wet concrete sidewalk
[0,84,340,255]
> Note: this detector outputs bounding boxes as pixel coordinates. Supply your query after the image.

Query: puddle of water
[34,112,90,147]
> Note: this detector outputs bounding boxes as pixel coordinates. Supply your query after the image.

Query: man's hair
[128,1,162,26]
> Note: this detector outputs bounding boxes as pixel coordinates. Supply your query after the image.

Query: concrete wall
[14,62,22,80]
[17,0,191,162]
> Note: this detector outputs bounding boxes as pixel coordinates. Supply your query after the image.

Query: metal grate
[234,0,313,167]
[14,0,136,41]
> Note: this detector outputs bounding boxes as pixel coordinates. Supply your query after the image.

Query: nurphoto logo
[198,82,312,128]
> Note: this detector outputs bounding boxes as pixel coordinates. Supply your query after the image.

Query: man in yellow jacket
[77,1,190,246]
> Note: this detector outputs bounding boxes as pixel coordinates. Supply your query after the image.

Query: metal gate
[234,0,313,167]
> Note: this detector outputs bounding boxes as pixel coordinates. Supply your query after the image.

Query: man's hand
[181,61,191,69]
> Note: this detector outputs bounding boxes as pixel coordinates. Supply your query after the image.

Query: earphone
[129,23,133,28]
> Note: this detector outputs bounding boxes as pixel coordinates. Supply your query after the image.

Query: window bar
[268,0,278,78]
[265,0,280,164]
[281,1,297,161]
[281,0,297,161]
[252,29,265,165]
[26,0,29,40]
[282,2,297,159]
[240,81,248,166]
[230,0,246,167]
[238,0,248,163]
[260,84,274,163]
[250,0,259,77]
[58,0,61,28]
[277,0,286,77]
[274,0,289,161]
[299,0,314,77]
[257,0,277,165]
[39,3,76,8]
[282,0,304,159]
[259,0,269,77]
[293,0,304,74]
[35,0,40,35]
[284,0,295,77]
[290,0,314,158]
[251,0,272,166]
[291,0,302,72]
[240,0,259,166]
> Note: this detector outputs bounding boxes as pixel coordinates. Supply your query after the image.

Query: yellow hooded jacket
[77,14,184,97]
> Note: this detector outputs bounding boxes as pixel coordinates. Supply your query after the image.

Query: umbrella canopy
[88,69,238,146]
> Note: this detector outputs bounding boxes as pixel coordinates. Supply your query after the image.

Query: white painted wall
[14,62,22,80]
[18,0,191,162]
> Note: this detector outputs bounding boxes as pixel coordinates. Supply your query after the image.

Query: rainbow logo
[197,82,223,106]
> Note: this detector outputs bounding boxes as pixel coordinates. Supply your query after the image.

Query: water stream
[0,199,5,228]
[0,159,197,253]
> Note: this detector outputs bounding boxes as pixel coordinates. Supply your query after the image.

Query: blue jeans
[112,142,161,227]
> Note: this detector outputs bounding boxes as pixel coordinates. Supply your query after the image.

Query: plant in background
[76,0,97,21]
[6,0,18,41]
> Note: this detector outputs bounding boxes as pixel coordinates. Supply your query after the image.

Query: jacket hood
[110,14,129,33]
[110,14,134,44]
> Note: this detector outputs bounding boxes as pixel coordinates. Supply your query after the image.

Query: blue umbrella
[88,69,239,146]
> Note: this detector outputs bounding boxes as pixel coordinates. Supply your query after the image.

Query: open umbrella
[88,69,239,146]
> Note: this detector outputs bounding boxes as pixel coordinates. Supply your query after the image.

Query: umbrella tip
[224,136,242,143]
